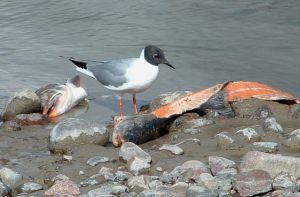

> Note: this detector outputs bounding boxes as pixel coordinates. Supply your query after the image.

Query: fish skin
[36,75,88,117]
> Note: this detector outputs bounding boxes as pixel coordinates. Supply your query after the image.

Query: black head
[143,45,175,69]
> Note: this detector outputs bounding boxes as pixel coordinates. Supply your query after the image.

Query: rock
[127,157,151,175]
[170,116,214,133]
[1,89,41,121]
[239,151,300,178]
[215,168,237,177]
[235,127,261,142]
[156,167,163,172]
[15,113,49,126]
[16,182,43,194]
[0,181,10,197]
[115,171,132,182]
[119,142,151,163]
[208,156,236,176]
[169,113,200,132]
[262,117,283,133]
[169,182,189,197]
[181,160,211,180]
[63,155,72,161]
[149,91,192,112]
[282,129,300,152]
[85,185,114,196]
[253,142,279,153]
[0,167,23,189]
[111,185,129,195]
[137,189,174,197]
[232,169,272,197]
[296,179,300,191]
[272,172,296,190]
[159,144,184,155]
[148,180,162,190]
[215,174,233,193]
[52,174,70,182]
[98,166,115,181]
[44,180,80,196]
[270,190,294,197]
[195,173,218,191]
[48,118,109,153]
[86,156,115,166]
[289,104,300,118]
[80,178,103,187]
[214,132,242,150]
[186,185,217,197]
[0,120,21,131]
[128,175,150,193]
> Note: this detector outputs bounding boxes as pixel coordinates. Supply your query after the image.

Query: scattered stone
[44,180,80,196]
[127,157,151,176]
[169,113,200,132]
[169,182,189,197]
[215,168,237,177]
[186,185,217,197]
[0,120,21,131]
[159,144,184,155]
[148,180,163,190]
[1,89,41,121]
[232,169,272,197]
[128,175,150,194]
[208,156,236,176]
[0,181,10,197]
[253,142,279,153]
[80,178,102,187]
[85,185,113,196]
[137,189,174,197]
[149,91,192,112]
[86,156,113,166]
[272,172,296,190]
[119,142,151,163]
[161,166,192,184]
[282,129,300,152]
[15,113,49,126]
[98,167,115,181]
[79,171,84,175]
[215,174,233,193]
[262,117,283,133]
[156,167,163,172]
[195,173,218,191]
[239,151,300,178]
[235,127,261,142]
[16,182,43,194]
[181,160,211,180]
[52,174,70,182]
[48,118,109,154]
[111,185,129,195]
[115,171,132,182]
[0,167,23,189]
[215,132,242,150]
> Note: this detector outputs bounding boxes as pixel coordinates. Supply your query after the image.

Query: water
[1,0,300,122]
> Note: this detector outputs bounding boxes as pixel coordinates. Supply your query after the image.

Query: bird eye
[153,54,160,59]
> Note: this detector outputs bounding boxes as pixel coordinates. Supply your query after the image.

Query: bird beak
[163,60,175,69]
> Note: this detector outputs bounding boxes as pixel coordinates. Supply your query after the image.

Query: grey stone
[215,132,242,150]
[137,189,175,197]
[239,151,300,179]
[48,118,109,153]
[127,157,151,176]
[0,181,10,197]
[235,127,261,142]
[16,182,43,194]
[208,156,236,176]
[98,166,115,181]
[262,117,283,133]
[1,89,41,121]
[80,178,102,187]
[86,156,114,166]
[232,169,272,196]
[195,173,218,191]
[253,142,279,153]
[85,185,114,196]
[215,174,233,193]
[272,172,296,190]
[282,129,300,152]
[119,142,151,163]
[159,144,184,155]
[128,175,150,193]
[0,120,21,131]
[186,185,217,197]
[0,167,23,189]
[215,168,237,177]
[169,182,189,197]
[111,185,129,195]
[115,171,132,182]
[15,113,49,126]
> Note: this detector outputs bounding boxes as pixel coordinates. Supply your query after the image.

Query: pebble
[282,129,300,152]
[0,181,10,197]
[208,156,236,176]
[169,182,189,197]
[44,180,80,197]
[195,173,218,191]
[156,167,163,172]
[0,167,23,189]
[0,120,21,131]
[111,185,129,195]
[214,132,242,150]
[232,169,272,196]
[127,175,150,193]
[272,172,296,190]
[86,156,111,166]
[159,144,184,155]
[85,185,113,196]
[235,127,260,142]
[262,117,283,133]
[119,142,151,163]
[16,182,43,194]
[186,185,217,197]
[127,157,151,176]
[253,141,279,153]
[239,151,300,178]
[115,171,132,182]
[15,113,49,126]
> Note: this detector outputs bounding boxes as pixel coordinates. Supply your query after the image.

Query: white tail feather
[76,67,96,79]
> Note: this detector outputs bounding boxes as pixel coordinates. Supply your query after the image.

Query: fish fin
[68,75,81,87]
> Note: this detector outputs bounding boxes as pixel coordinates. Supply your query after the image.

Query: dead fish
[36,75,88,117]
[112,81,300,146]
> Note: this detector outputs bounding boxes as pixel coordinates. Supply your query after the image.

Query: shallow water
[1,0,300,122]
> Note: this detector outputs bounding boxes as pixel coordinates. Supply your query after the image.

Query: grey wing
[87,58,137,87]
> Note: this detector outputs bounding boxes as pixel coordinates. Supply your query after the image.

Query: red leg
[118,97,124,116]
[132,94,138,114]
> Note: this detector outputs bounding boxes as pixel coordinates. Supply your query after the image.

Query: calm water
[1,0,300,122]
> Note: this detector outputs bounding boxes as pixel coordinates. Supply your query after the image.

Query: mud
[0,99,300,196]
